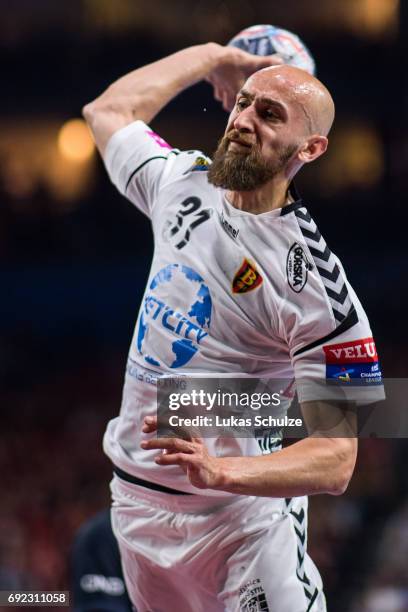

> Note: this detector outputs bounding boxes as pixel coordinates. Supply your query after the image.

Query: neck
[226,175,293,214]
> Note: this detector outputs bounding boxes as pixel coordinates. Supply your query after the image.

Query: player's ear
[297,136,328,164]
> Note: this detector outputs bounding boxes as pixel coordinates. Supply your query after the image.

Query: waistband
[111,473,246,514]
[113,466,193,495]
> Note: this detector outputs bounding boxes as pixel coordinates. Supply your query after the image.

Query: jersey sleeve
[281,258,384,406]
[103,120,181,218]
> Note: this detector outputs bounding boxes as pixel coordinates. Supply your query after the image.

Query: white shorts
[111,476,326,612]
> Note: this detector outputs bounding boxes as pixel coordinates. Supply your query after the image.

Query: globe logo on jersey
[136,264,212,369]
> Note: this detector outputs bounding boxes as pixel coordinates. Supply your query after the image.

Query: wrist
[212,457,234,491]
[204,42,235,73]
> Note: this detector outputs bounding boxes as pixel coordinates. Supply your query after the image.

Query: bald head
[246,65,335,137]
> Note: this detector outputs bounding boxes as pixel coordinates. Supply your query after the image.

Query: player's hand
[207,47,283,112]
[140,434,223,490]
[142,415,158,434]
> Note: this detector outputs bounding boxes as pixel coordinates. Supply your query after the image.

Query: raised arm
[82,43,283,155]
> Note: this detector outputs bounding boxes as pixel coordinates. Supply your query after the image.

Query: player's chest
[153,190,287,314]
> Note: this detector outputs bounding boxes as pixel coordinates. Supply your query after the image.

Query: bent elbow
[80,97,133,156]
[328,473,352,496]
[82,102,93,123]
[326,438,357,496]
[82,97,136,133]
[81,97,112,127]
[82,100,100,128]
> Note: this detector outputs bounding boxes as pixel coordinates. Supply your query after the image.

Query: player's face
[208,73,307,191]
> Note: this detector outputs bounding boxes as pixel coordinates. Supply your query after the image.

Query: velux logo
[323,338,377,364]
[324,337,382,385]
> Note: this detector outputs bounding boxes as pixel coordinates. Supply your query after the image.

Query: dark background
[0,1,407,610]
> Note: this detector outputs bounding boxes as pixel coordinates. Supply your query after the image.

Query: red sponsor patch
[232,259,263,294]
[323,337,378,364]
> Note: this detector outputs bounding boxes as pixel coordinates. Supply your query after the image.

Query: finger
[161,424,201,442]
[222,92,233,112]
[142,415,157,433]
[226,93,236,112]
[255,53,284,69]
[154,452,194,466]
[141,437,195,453]
[213,85,222,102]
[155,452,201,470]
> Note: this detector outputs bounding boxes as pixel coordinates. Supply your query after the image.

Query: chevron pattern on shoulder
[295,208,353,323]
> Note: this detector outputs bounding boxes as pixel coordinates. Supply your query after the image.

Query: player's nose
[232,104,256,133]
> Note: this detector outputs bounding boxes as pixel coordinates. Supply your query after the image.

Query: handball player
[83,41,384,611]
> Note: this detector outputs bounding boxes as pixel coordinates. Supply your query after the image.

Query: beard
[207,130,298,192]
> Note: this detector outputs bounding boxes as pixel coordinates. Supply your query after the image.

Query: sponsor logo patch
[232,259,263,294]
[183,156,211,175]
[146,130,172,149]
[286,242,312,293]
[190,155,210,171]
[239,578,269,611]
[136,264,212,369]
[220,211,240,240]
[323,337,382,384]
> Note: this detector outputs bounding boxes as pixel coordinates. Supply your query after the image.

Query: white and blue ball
[228,24,316,75]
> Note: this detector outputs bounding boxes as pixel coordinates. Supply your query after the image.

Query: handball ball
[228,25,316,75]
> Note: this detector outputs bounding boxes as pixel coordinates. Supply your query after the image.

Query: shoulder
[104,120,212,191]
[277,203,359,346]
[290,204,354,325]
[160,150,212,186]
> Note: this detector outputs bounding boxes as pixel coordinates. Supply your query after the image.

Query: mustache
[224,130,256,149]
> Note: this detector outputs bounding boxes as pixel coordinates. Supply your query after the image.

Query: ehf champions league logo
[136,264,212,369]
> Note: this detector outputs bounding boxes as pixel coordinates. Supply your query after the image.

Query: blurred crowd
[0,360,119,593]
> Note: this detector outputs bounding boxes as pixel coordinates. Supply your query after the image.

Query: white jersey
[102,120,383,496]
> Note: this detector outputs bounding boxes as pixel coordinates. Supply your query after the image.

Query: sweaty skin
[219,65,336,214]
[248,65,335,137]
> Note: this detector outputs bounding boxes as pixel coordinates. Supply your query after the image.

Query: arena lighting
[319,123,384,193]
[347,0,399,38]
[84,0,139,32]
[339,125,384,187]
[58,119,94,163]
